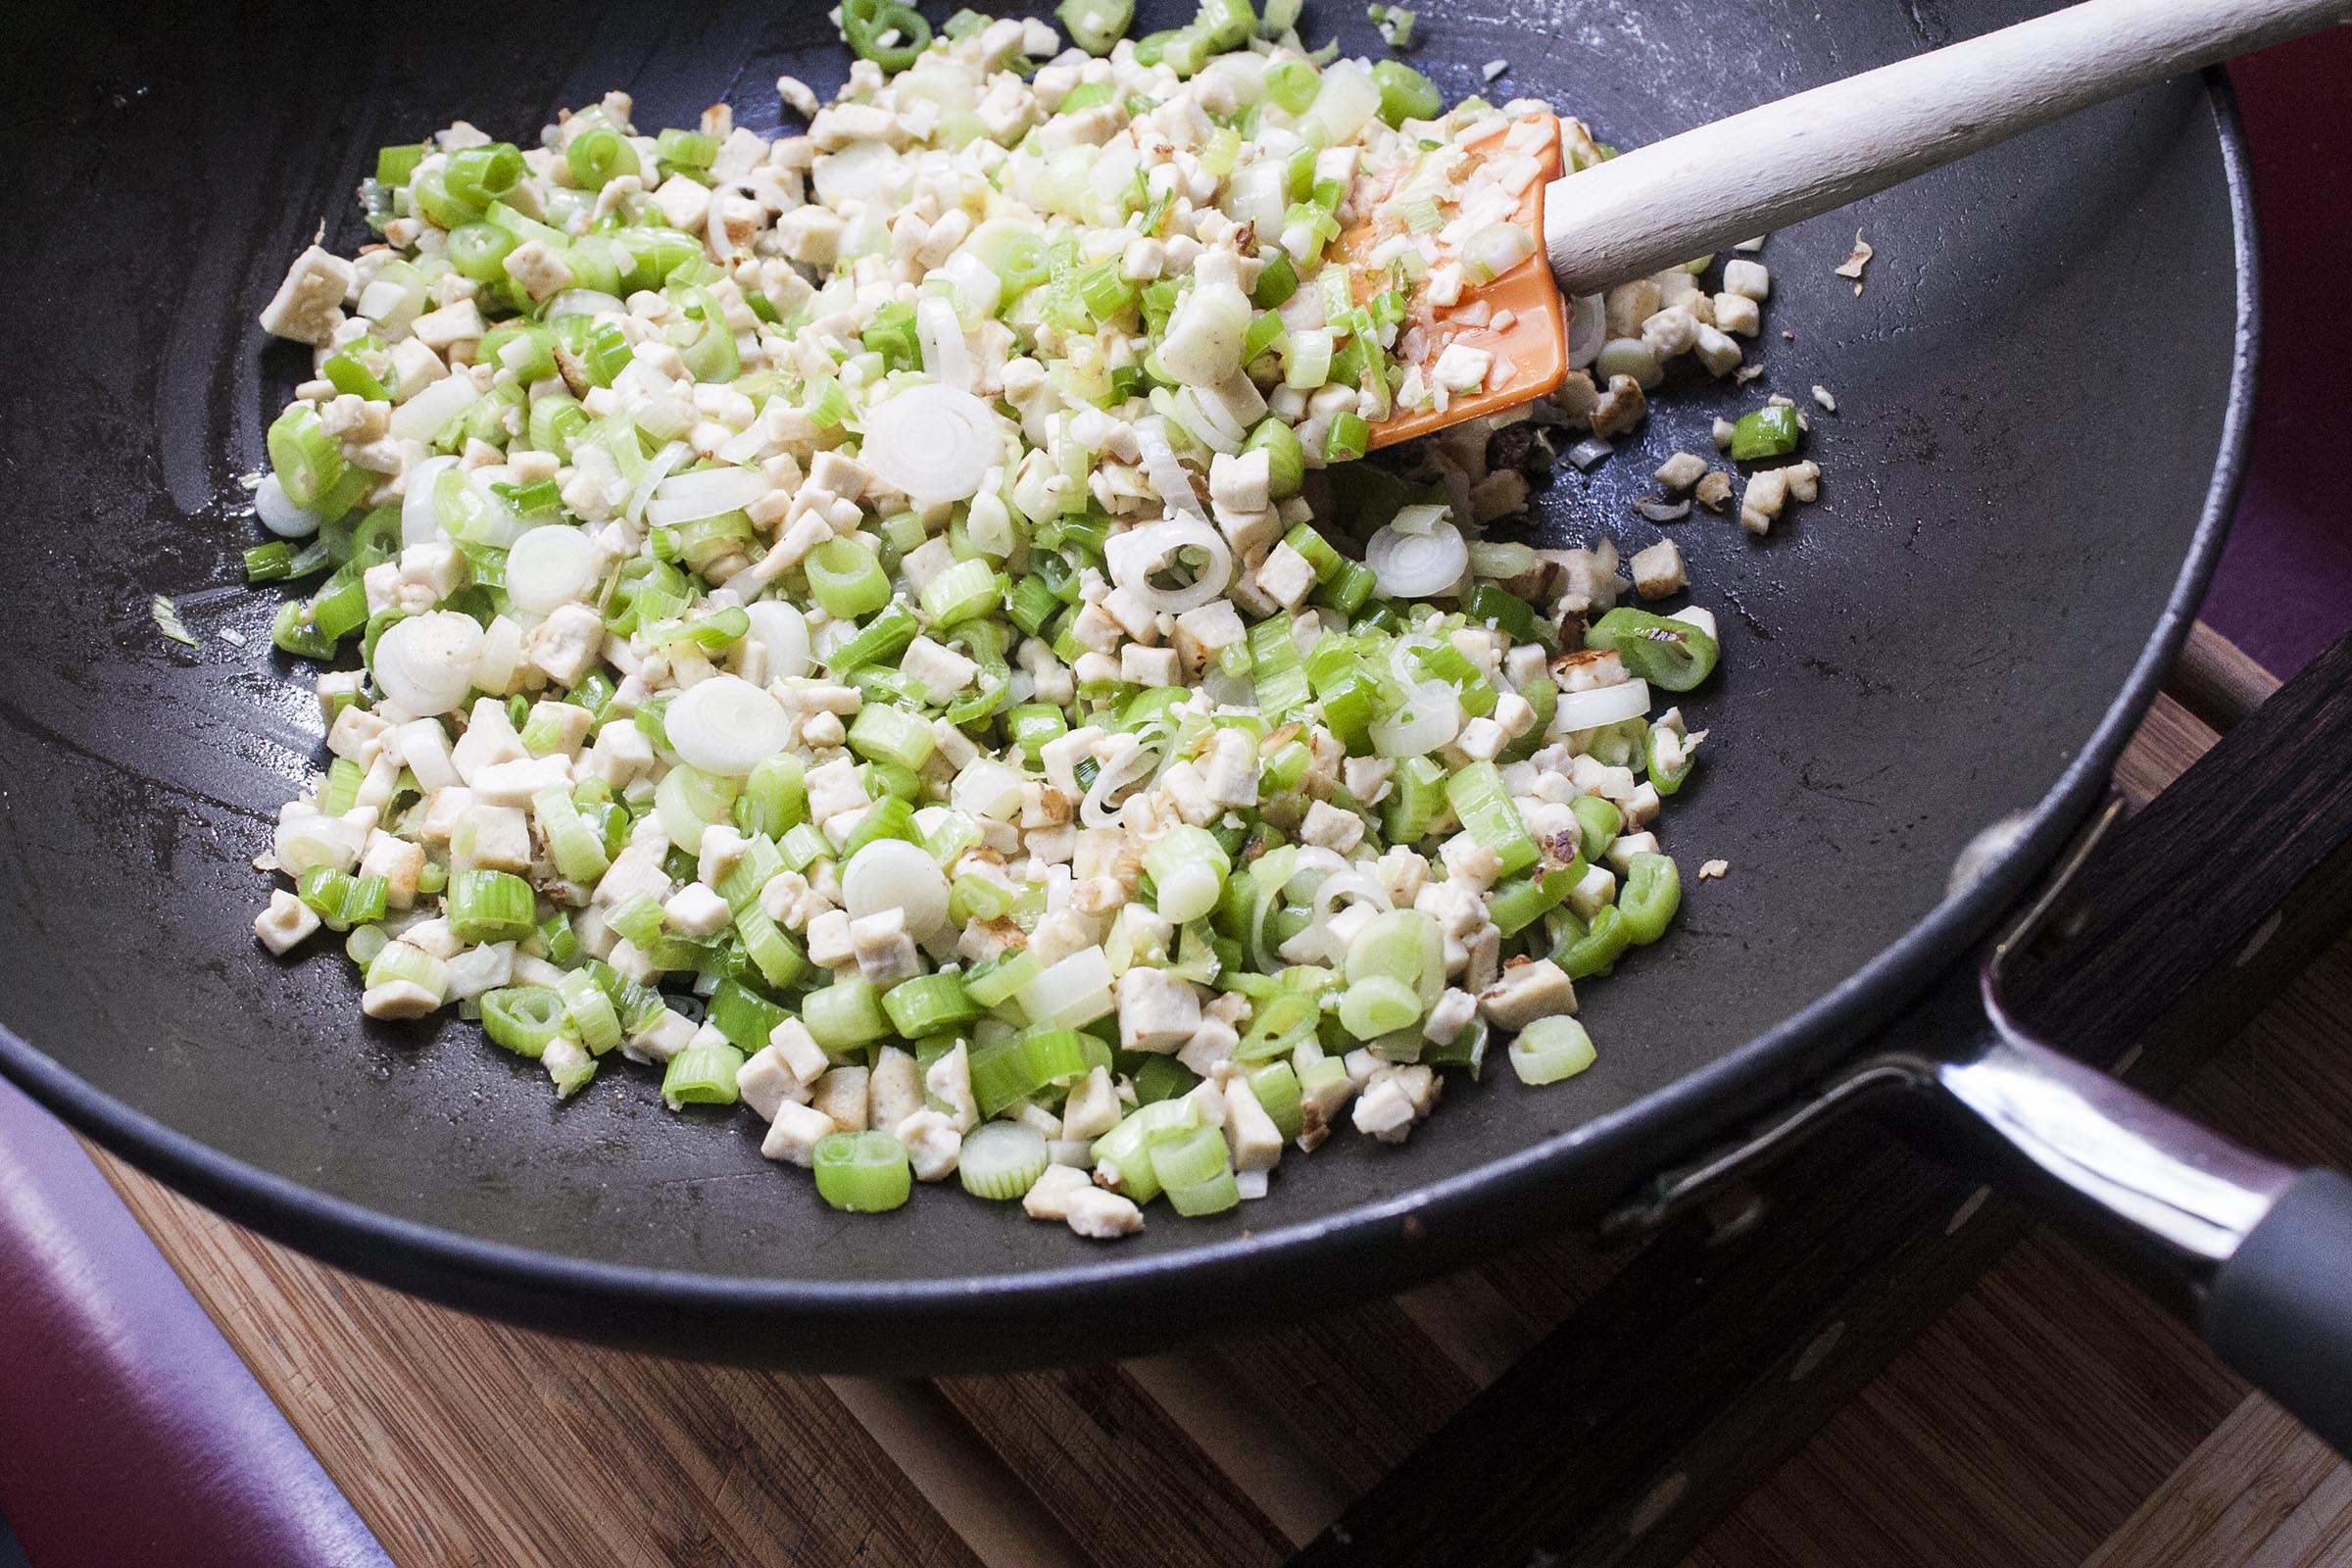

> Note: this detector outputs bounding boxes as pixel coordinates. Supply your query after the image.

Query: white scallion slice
[745,600,811,680]
[645,466,766,527]
[958,1122,1050,1200]
[400,455,458,546]
[625,441,692,528]
[841,838,951,937]
[664,674,791,777]
[1364,516,1469,599]
[387,375,476,444]
[1552,677,1654,733]
[371,611,485,716]
[916,295,971,391]
[860,384,1004,507]
[253,473,320,539]
[506,523,600,615]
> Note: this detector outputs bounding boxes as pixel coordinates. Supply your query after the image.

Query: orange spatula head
[1346,110,1568,450]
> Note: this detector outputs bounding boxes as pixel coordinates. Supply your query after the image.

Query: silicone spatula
[1356,0,2351,450]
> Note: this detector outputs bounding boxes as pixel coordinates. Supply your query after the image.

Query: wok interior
[0,0,2238,1292]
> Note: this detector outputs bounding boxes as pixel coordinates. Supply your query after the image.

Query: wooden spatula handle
[1543,0,2352,297]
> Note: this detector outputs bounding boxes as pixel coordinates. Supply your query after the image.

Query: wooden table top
[88,624,2352,1568]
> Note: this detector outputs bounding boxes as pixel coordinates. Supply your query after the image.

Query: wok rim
[0,70,2258,1363]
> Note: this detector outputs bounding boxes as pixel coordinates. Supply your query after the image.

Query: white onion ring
[1370,680,1463,758]
[842,839,951,937]
[506,524,600,615]
[254,473,320,538]
[1282,866,1394,965]
[1080,734,1164,829]
[401,455,459,545]
[627,441,692,528]
[745,600,811,680]
[916,296,971,392]
[664,674,792,776]
[1552,677,1654,733]
[1364,517,1468,599]
[1105,515,1233,613]
[1571,292,1608,368]
[861,384,1004,507]
[1133,416,1205,518]
[646,466,767,526]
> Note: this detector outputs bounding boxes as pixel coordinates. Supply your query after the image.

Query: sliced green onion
[662,1040,746,1107]
[448,868,537,944]
[1618,852,1681,945]
[1370,59,1439,125]
[883,972,982,1037]
[1730,405,1803,462]
[813,1130,914,1211]
[971,1027,1094,1117]
[556,968,623,1052]
[1444,761,1539,876]
[1339,974,1421,1038]
[1508,1016,1595,1086]
[805,976,893,1053]
[1554,905,1632,980]
[959,1121,1051,1200]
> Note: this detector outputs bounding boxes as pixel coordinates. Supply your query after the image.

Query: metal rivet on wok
[1789,1320,1845,1383]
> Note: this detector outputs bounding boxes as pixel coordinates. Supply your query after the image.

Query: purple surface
[2205,38,2352,679]
[0,1077,391,1568]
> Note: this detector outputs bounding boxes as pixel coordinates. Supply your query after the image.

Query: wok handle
[1544,0,2352,294]
[1933,1021,2352,1455]
[2208,1172,2352,1454]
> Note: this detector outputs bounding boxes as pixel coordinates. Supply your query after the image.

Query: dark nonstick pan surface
[0,0,2249,1368]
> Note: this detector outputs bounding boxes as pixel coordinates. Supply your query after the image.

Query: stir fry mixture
[245,0,1799,1237]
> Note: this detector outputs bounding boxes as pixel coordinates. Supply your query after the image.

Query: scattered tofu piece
[1654,452,1709,493]
[1629,539,1689,602]
[1022,1162,1095,1221]
[1063,1186,1146,1239]
[1478,958,1579,1031]
[1697,858,1731,881]
[257,246,354,345]
[760,1102,838,1167]
[254,890,320,955]
[1812,384,1838,415]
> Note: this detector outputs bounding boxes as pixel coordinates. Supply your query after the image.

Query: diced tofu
[867,1045,924,1132]
[1208,448,1271,514]
[501,239,574,302]
[1173,600,1246,668]
[411,299,486,351]
[466,805,533,873]
[1630,539,1689,601]
[1299,800,1366,855]
[1478,957,1579,1030]
[1654,452,1709,493]
[1423,987,1477,1046]
[523,604,605,685]
[1722,259,1771,300]
[359,829,425,909]
[1120,644,1180,686]
[896,1108,964,1182]
[1022,1162,1096,1221]
[926,1042,978,1133]
[1691,323,1743,378]
[1712,292,1761,337]
[1588,373,1647,438]
[1222,1077,1285,1172]
[812,1064,870,1131]
[736,1043,813,1122]
[469,754,572,808]
[254,890,320,955]
[257,246,354,345]
[1455,716,1506,761]
[651,172,712,231]
[901,635,979,703]
[1432,341,1494,393]
[662,883,732,938]
[1200,727,1259,808]
[1254,542,1318,612]
[1058,1066,1121,1143]
[1063,1186,1145,1239]
[760,1101,838,1166]
[804,757,869,823]
[1351,1063,1440,1144]
[1116,966,1200,1054]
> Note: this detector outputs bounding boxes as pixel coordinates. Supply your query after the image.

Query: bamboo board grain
[82,622,2348,1568]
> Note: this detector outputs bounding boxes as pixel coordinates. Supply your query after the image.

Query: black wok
[10,0,2341,1420]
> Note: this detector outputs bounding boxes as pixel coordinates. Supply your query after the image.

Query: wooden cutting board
[86,623,2352,1568]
